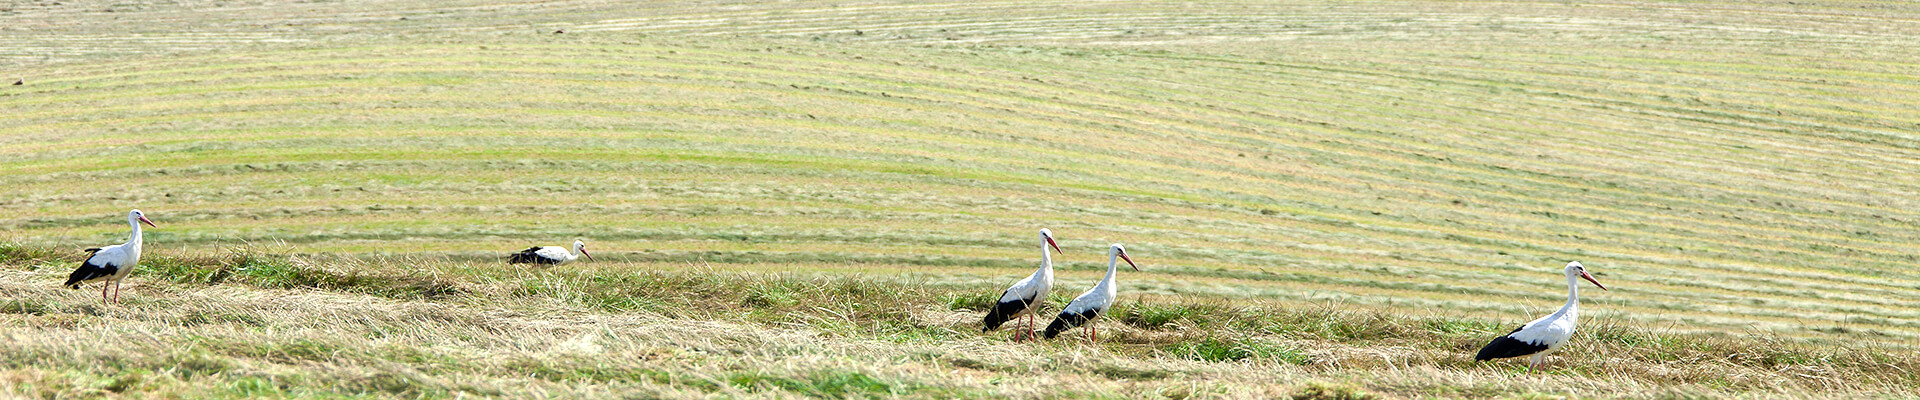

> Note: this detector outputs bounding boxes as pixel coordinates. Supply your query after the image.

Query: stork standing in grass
[1474,261,1608,369]
[982,228,1065,340]
[509,239,593,265]
[1044,243,1138,341]
[64,209,157,304]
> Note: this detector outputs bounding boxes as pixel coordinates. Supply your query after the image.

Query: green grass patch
[728,370,893,399]
[1291,381,1376,400]
[1161,337,1307,364]
[178,310,267,327]
[1118,301,1231,329]
[0,242,63,267]
[0,299,53,315]
[140,250,464,299]
[941,290,998,312]
[1091,365,1173,381]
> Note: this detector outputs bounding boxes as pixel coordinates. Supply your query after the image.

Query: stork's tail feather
[981,295,1029,332]
[1042,308,1098,339]
[982,313,1008,332]
[507,248,543,264]
[1473,334,1549,361]
[1042,318,1070,339]
[63,272,92,289]
[64,264,105,289]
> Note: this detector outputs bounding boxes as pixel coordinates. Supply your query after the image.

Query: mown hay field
[4,0,1920,398]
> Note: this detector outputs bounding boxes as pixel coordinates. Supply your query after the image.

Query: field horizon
[5,0,1920,398]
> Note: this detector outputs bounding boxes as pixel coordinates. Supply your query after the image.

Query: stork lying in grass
[510,239,593,265]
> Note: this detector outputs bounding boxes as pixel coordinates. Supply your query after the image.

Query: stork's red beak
[581,248,593,261]
[1119,253,1138,271]
[1580,271,1606,290]
[138,216,156,228]
[1046,237,1063,255]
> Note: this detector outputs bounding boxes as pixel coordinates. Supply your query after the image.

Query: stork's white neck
[1098,250,1120,289]
[1038,237,1053,274]
[1551,271,1580,320]
[126,215,144,247]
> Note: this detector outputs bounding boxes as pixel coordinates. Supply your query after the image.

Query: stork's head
[128,209,156,228]
[574,239,593,261]
[1109,243,1139,271]
[1039,228,1062,255]
[1565,261,1605,290]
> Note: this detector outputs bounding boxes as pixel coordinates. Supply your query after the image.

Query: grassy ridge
[3,245,1916,398]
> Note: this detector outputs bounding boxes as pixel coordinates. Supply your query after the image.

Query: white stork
[982,228,1065,340]
[1043,243,1138,341]
[1474,261,1608,369]
[64,209,157,304]
[509,239,593,265]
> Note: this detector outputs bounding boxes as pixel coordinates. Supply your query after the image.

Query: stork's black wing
[508,247,558,264]
[981,290,1039,332]
[64,256,117,289]
[1042,308,1101,339]
[1473,326,1549,360]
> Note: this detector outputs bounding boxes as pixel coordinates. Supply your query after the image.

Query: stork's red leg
[112,281,121,304]
[1012,315,1024,341]
[1013,314,1023,341]
[101,283,110,304]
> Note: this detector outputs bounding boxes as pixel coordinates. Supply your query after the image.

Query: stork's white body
[84,244,140,283]
[1475,261,1606,369]
[995,266,1053,317]
[1506,300,1579,366]
[64,210,155,304]
[510,240,591,265]
[982,229,1062,339]
[531,246,582,264]
[1043,243,1137,341]
[1061,263,1119,319]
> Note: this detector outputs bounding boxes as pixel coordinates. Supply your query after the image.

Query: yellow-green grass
[10,37,1920,338]
[5,0,1920,397]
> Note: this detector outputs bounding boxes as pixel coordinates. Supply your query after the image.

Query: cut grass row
[13,199,1920,341]
[7,147,1916,334]
[11,48,1904,248]
[7,190,1919,339]
[7,43,1912,255]
[11,1,1918,64]
[3,139,1904,280]
[11,41,1904,183]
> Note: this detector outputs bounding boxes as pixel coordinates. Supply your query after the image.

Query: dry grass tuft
[1291,381,1377,400]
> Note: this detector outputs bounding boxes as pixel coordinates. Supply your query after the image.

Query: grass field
[5,0,1920,398]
